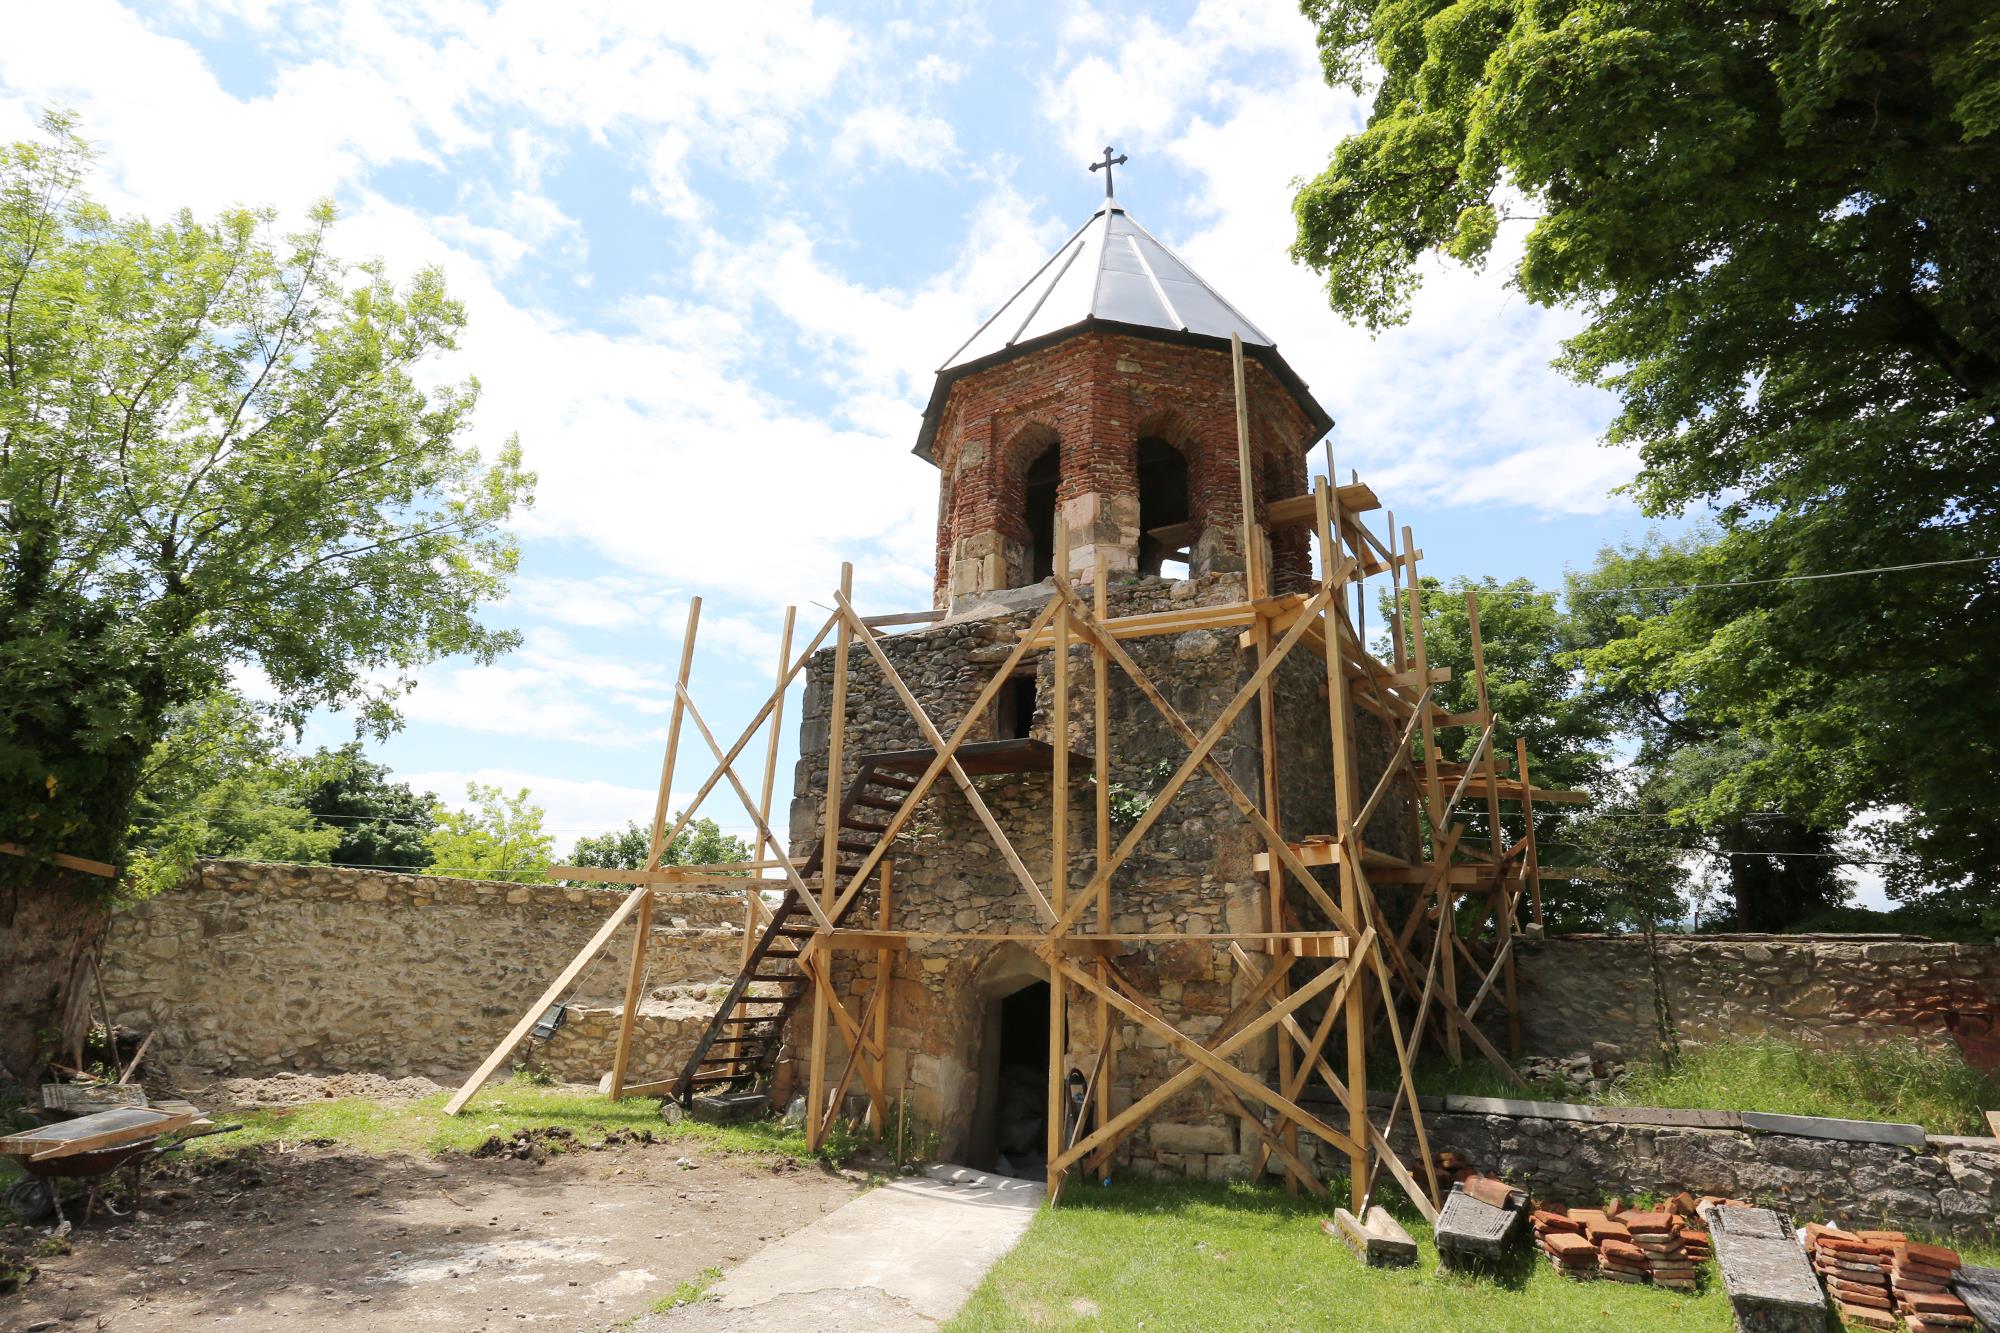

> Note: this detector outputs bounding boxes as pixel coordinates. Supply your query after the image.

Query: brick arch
[1130,409,1201,577]
[996,418,1072,544]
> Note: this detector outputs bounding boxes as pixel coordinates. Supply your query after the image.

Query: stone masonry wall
[1514,934,2000,1071]
[101,860,750,1082]
[784,570,1411,1176]
[1377,1106,2000,1239]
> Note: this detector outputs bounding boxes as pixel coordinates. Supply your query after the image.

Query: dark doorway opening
[1023,441,1059,584]
[993,672,1037,741]
[1136,436,1191,578]
[969,979,1049,1178]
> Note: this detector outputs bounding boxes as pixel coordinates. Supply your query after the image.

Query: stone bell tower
[916,149,1333,611]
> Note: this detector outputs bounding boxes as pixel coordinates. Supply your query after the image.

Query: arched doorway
[1136,435,1192,578]
[967,946,1051,1178]
[1022,440,1060,584]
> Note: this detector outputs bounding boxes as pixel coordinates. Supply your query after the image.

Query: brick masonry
[1513,934,2000,1071]
[100,859,752,1082]
[929,331,1317,607]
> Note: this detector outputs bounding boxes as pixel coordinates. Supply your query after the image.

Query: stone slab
[1329,1205,1418,1267]
[1953,1265,2000,1331]
[1435,1184,1523,1263]
[1443,1094,1592,1122]
[691,1092,769,1124]
[1590,1105,1744,1130]
[1928,1135,2000,1152]
[1741,1111,1926,1147]
[1706,1205,1829,1333]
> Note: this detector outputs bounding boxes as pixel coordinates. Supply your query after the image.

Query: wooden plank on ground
[1,1107,199,1161]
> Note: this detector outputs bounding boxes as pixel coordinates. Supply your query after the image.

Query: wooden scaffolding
[444,337,1575,1220]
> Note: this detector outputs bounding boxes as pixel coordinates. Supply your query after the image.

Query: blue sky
[2,0,1685,859]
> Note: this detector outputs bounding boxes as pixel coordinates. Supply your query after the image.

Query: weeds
[1390,1038,1999,1135]
[651,1265,723,1312]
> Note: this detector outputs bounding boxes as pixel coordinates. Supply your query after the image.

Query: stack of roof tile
[1622,1211,1700,1291]
[1532,1207,1597,1280]
[1807,1225,1901,1329]
[1571,1209,1646,1284]
[1894,1241,1974,1332]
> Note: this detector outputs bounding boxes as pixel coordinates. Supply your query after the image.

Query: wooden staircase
[668,760,915,1105]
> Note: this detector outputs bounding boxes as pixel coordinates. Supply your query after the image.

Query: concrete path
[637,1165,1041,1331]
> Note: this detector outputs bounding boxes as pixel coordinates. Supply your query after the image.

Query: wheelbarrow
[1,1105,236,1226]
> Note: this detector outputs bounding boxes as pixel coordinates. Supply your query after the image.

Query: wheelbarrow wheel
[4,1176,56,1225]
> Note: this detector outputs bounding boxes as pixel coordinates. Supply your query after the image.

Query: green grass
[1606,1040,2000,1136]
[181,1078,827,1164]
[1384,1039,2000,1136]
[949,1177,1732,1332]
[651,1265,723,1312]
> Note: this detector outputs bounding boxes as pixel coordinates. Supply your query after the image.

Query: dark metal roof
[913,194,1332,462]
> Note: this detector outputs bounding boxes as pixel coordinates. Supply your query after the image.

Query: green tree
[566,814,752,874]
[298,743,435,870]
[126,692,341,881]
[1294,0,2000,902]
[1565,538,1851,929]
[425,783,553,883]
[0,112,531,1075]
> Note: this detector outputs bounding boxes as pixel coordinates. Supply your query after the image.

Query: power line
[1563,553,2000,598]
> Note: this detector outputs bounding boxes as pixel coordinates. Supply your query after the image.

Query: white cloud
[1037,0,1633,520]
[834,104,959,173]
[0,1,855,220]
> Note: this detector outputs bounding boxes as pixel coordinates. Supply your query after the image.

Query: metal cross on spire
[1089,145,1127,199]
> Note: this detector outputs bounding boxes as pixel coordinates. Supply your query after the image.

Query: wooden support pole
[1316,478,1371,1212]
[1091,560,1112,1175]
[1465,589,1516,1054]
[1403,527,1456,1063]
[809,563,853,1151]
[1251,567,1294,1189]
[873,859,893,1134]
[1231,333,1265,601]
[607,888,654,1099]
[646,600,702,869]
[1048,521,1071,1201]
[1517,737,1544,930]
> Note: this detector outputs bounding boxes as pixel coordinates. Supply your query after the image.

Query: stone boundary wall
[101,860,747,1081]
[1373,1098,2000,1239]
[1513,934,2000,1070]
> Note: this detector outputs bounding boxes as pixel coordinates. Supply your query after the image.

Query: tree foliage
[1296,0,2000,903]
[566,815,752,874]
[125,693,340,891]
[425,783,553,883]
[298,743,435,871]
[0,111,532,891]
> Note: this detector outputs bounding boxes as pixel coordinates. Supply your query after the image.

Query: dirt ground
[3,1129,859,1332]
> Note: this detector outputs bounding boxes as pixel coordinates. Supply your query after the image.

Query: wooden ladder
[668,760,913,1105]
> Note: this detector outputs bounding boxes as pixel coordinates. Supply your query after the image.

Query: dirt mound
[469,1125,579,1161]
[200,1071,445,1107]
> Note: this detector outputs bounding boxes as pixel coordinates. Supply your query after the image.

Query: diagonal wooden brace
[832,593,1056,926]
